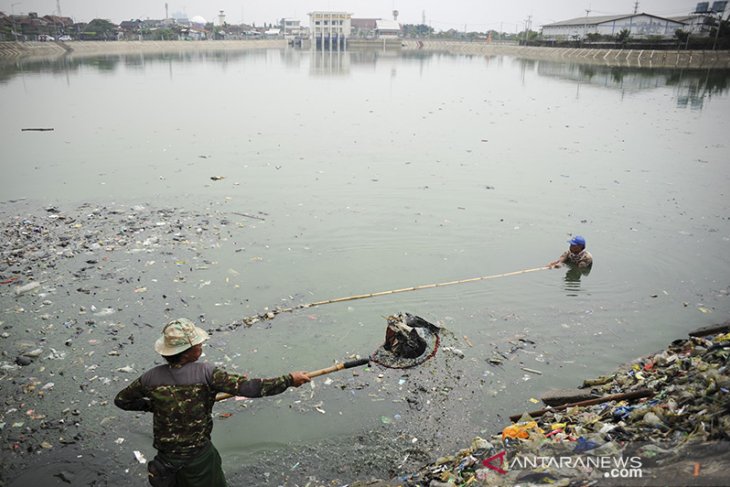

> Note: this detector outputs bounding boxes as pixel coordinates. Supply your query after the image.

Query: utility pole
[712,9,728,50]
[523,18,527,44]
[11,2,21,41]
[633,1,639,15]
[583,8,591,40]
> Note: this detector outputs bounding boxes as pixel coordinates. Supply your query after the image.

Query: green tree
[615,28,630,44]
[150,28,176,41]
[401,23,434,37]
[84,18,118,40]
[517,29,539,44]
[1,24,11,41]
[437,28,461,39]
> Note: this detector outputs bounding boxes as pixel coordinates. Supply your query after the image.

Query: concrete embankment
[402,39,730,69]
[3,40,729,69]
[0,39,287,59]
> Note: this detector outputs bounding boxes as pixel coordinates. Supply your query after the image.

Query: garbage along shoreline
[349,322,730,487]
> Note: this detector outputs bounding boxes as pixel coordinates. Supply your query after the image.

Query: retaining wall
[401,40,730,68]
[0,39,287,59]
[3,39,730,68]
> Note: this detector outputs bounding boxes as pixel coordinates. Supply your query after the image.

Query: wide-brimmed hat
[154,318,209,356]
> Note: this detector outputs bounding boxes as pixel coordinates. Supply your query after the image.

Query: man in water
[115,318,310,486]
[548,235,593,269]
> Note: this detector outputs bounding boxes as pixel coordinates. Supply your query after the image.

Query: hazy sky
[0,1,702,31]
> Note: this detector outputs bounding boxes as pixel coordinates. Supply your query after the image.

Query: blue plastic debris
[573,436,600,453]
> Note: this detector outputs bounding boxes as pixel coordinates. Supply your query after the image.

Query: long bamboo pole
[215,358,370,402]
[239,266,550,326]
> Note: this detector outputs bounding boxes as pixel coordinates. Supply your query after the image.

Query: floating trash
[14,282,41,296]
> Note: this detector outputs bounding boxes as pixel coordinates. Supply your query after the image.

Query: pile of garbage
[362,323,730,486]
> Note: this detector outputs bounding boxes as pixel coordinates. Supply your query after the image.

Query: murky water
[1,48,729,485]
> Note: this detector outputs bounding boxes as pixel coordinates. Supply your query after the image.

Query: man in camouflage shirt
[115,318,310,486]
[548,235,593,269]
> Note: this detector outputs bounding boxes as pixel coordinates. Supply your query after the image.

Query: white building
[375,19,401,38]
[280,18,305,38]
[541,13,686,40]
[669,15,710,35]
[669,1,728,36]
[309,11,352,49]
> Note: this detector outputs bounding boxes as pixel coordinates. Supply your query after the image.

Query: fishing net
[370,312,441,369]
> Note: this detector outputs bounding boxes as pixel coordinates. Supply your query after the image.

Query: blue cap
[568,235,586,247]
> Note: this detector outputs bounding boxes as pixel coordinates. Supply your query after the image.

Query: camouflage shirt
[114,362,293,456]
[560,249,593,268]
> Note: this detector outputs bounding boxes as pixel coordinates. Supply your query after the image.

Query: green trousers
[151,442,227,487]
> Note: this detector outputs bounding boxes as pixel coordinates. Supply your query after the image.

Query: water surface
[1,48,729,484]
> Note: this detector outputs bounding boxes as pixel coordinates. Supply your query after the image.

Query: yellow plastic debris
[715,332,730,342]
[502,421,542,440]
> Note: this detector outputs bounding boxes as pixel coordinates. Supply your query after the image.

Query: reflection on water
[308,49,420,76]
[309,49,350,76]
[672,69,730,109]
[0,48,416,82]
[3,49,729,112]
[0,49,273,84]
[563,265,592,297]
[534,60,730,109]
[2,44,729,485]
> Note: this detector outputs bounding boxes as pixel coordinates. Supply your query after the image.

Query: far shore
[401,39,730,68]
[1,39,730,68]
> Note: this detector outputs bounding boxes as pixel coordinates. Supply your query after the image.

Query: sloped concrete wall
[402,40,730,68]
